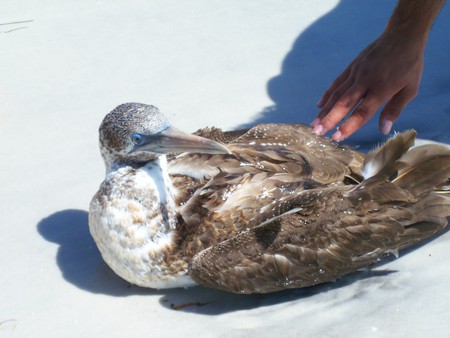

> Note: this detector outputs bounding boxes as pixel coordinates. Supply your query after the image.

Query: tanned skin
[312,0,446,141]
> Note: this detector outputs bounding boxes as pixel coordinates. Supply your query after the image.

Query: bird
[89,102,450,294]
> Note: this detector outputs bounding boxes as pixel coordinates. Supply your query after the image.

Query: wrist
[384,18,430,47]
[383,0,445,47]
[381,27,427,51]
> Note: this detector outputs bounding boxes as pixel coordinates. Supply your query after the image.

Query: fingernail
[313,124,323,135]
[311,118,320,127]
[317,98,324,108]
[332,130,344,142]
[381,119,393,135]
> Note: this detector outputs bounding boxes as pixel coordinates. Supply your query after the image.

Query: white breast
[89,160,196,289]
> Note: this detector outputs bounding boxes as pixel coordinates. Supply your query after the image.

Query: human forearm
[385,0,446,44]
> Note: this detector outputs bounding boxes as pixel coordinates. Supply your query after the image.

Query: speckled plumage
[89,103,450,294]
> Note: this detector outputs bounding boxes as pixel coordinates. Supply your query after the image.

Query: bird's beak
[130,126,231,155]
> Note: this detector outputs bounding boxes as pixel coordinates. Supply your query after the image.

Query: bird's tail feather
[362,131,450,197]
[360,133,450,253]
[393,144,450,196]
[362,130,416,180]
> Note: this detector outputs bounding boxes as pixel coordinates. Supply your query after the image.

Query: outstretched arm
[312,0,446,142]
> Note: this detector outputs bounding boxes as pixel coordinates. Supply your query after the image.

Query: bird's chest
[102,167,175,239]
[89,166,194,288]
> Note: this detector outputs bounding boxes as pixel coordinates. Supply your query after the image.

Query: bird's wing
[229,123,365,181]
[188,180,450,294]
[190,132,450,293]
[177,171,325,254]
[169,123,366,253]
[185,127,450,293]
[192,126,250,144]
[168,123,364,184]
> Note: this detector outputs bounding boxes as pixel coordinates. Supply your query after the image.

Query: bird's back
[167,123,365,257]
[185,130,450,293]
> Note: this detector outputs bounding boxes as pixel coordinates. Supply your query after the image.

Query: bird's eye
[130,133,144,146]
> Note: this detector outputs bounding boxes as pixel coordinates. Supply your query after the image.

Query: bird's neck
[131,155,178,234]
[105,155,155,175]
[144,155,178,227]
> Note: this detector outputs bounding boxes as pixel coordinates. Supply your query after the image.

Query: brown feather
[189,184,450,293]
[394,144,450,195]
[363,130,416,179]
[188,131,450,294]
[93,104,450,293]
[193,127,250,144]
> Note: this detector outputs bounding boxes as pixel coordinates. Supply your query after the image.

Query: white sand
[1,1,449,337]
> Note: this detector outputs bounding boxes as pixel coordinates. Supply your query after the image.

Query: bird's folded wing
[178,172,324,254]
[188,185,450,294]
[170,123,364,184]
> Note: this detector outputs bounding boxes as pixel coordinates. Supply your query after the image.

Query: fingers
[379,87,418,134]
[312,31,425,141]
[316,80,355,121]
[313,83,366,135]
[314,86,416,141]
[316,67,351,109]
[331,93,383,141]
[315,87,412,141]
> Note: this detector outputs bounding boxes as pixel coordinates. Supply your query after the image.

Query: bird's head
[99,102,230,171]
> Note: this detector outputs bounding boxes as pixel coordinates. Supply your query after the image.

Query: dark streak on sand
[0,19,34,34]
[170,301,213,311]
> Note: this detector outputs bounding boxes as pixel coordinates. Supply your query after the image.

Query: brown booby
[89,103,450,293]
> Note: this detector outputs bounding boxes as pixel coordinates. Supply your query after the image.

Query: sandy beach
[1,1,449,337]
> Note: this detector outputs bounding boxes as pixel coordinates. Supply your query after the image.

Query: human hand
[311,32,425,142]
